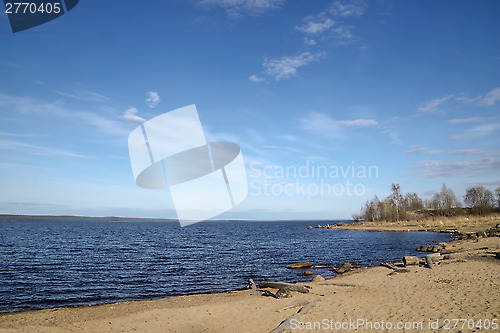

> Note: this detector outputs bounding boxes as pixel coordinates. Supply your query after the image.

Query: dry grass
[335,213,500,233]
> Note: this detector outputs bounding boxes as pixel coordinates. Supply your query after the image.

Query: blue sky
[1,0,499,220]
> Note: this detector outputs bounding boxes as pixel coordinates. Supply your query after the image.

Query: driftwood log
[425,255,434,269]
[259,281,310,293]
[270,301,317,333]
[380,262,408,273]
[380,262,398,270]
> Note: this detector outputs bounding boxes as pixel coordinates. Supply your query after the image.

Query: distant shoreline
[0,214,350,224]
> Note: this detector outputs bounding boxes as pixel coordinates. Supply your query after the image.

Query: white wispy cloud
[0,139,89,158]
[248,74,265,83]
[303,38,317,46]
[448,149,486,156]
[299,112,345,138]
[0,93,130,137]
[263,52,319,80]
[404,145,427,154]
[123,107,145,123]
[295,1,363,44]
[332,25,355,41]
[478,87,500,107]
[145,91,160,108]
[296,15,335,34]
[56,90,108,103]
[198,0,284,17]
[0,131,33,137]
[450,123,500,139]
[417,94,455,113]
[336,119,378,127]
[389,132,403,145]
[406,158,500,178]
[427,150,444,155]
[448,117,484,124]
[329,0,365,17]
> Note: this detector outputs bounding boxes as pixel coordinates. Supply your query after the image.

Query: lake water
[0,220,451,313]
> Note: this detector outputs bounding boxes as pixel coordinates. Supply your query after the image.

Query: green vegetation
[355,184,500,222]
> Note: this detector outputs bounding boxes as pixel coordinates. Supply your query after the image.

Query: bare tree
[464,186,494,215]
[389,184,403,221]
[440,184,460,215]
[405,192,424,211]
[495,187,500,209]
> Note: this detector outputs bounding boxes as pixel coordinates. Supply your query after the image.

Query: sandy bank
[319,213,500,233]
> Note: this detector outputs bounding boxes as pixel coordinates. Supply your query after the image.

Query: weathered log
[270,301,317,333]
[259,281,309,293]
[380,262,408,273]
[380,262,398,270]
[251,289,276,297]
[286,262,313,269]
[403,256,419,266]
[425,255,434,269]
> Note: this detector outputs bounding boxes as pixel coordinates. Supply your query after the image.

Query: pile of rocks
[453,223,500,240]
[333,262,361,274]
[416,242,449,253]
[307,223,346,229]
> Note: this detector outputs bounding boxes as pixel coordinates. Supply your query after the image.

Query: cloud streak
[198,0,285,17]
[296,16,335,34]
[263,52,319,80]
[405,145,427,154]
[336,119,378,127]
[0,139,89,158]
[56,90,109,103]
[478,87,500,107]
[299,112,344,138]
[0,93,130,137]
[406,158,500,178]
[448,117,484,124]
[450,123,500,139]
[417,94,455,113]
[448,149,487,156]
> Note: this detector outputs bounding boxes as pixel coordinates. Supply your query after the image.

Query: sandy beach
[1,232,498,333]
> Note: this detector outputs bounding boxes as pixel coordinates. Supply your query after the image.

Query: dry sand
[1,236,498,333]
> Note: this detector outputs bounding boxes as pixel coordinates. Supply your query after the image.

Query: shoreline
[0,228,454,316]
[0,236,498,332]
[1,219,498,332]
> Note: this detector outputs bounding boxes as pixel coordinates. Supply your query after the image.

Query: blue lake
[0,220,451,313]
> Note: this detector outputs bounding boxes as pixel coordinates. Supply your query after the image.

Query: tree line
[354,184,500,222]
